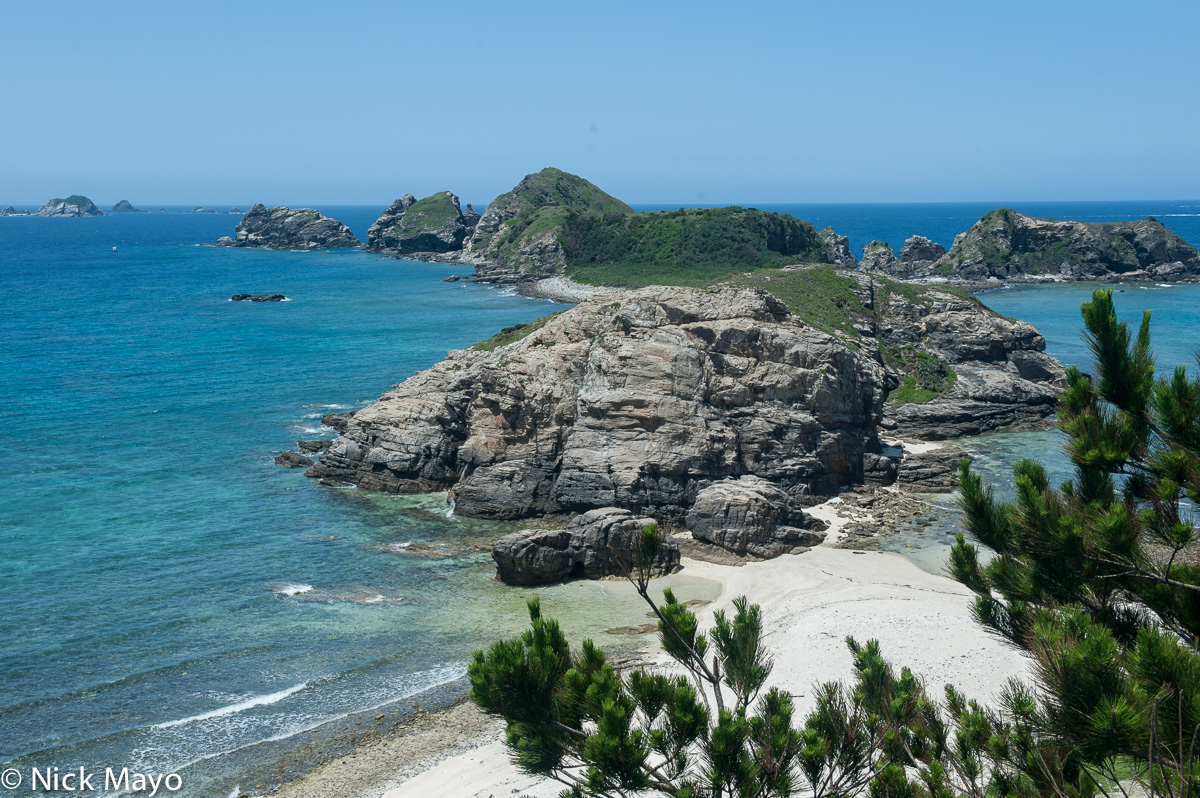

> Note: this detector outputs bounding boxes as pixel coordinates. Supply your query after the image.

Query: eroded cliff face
[307,286,888,519]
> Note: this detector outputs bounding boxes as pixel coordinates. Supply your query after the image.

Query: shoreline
[263,493,1029,798]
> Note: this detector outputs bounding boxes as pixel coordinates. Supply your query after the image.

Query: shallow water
[1,203,1197,794]
[876,281,1200,574]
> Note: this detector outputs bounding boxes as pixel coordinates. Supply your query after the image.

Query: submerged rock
[35,195,103,217]
[320,412,351,434]
[230,294,287,302]
[492,508,679,585]
[275,451,314,467]
[222,204,361,249]
[686,475,825,558]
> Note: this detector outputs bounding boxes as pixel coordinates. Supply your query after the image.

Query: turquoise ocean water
[1,202,1197,795]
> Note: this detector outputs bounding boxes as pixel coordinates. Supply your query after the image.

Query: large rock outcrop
[686,475,825,557]
[366,192,479,254]
[820,226,857,268]
[110,200,145,213]
[218,204,361,249]
[35,195,103,217]
[860,241,897,272]
[308,286,889,519]
[0,206,30,216]
[492,508,679,585]
[867,277,1066,439]
[892,235,947,278]
[712,266,1066,441]
[926,209,1200,282]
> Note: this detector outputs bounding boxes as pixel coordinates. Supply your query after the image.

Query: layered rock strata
[219,204,361,249]
[308,286,890,519]
[492,508,679,585]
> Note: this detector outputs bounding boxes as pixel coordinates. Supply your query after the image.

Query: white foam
[302,403,351,409]
[273,583,313,597]
[155,683,308,729]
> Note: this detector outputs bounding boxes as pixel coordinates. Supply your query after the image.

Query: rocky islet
[218,204,361,249]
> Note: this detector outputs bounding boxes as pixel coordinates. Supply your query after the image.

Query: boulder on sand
[492,508,679,585]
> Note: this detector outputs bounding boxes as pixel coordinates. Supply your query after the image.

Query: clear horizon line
[5,197,1200,209]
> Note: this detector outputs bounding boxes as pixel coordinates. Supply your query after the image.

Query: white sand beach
[271,505,1030,798]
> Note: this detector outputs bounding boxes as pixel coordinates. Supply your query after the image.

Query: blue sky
[1,0,1196,205]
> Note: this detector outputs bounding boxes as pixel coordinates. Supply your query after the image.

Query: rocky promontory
[365,192,480,254]
[110,200,145,213]
[307,277,1062,521]
[35,195,103,217]
[927,209,1200,282]
[218,204,361,249]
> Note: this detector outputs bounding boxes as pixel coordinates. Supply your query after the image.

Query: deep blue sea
[1,201,1197,795]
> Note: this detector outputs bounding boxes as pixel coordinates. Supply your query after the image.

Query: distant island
[0,206,31,216]
[216,204,361,249]
[35,195,104,217]
[353,168,1200,287]
[110,200,146,213]
[862,209,1200,283]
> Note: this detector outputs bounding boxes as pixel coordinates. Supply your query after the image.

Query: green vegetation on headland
[470,311,564,352]
[560,206,831,287]
[381,166,1199,285]
[468,168,833,284]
